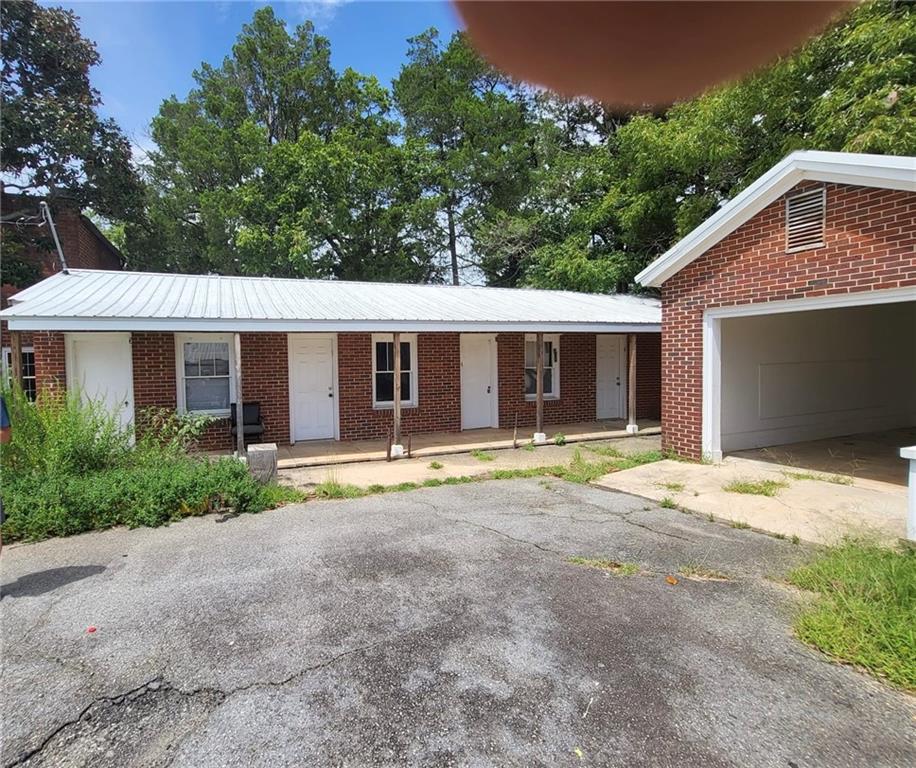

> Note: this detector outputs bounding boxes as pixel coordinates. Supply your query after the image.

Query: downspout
[39,201,69,274]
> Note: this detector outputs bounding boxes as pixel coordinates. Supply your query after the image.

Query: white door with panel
[290,335,336,441]
[596,334,627,419]
[460,334,498,430]
[67,332,135,431]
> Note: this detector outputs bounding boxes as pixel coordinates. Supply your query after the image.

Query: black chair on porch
[230,402,265,446]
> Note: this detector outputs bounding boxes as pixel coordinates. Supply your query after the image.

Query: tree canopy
[5,1,911,291]
[0,0,142,220]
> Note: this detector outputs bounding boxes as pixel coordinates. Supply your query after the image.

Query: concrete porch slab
[274,419,661,469]
[593,456,907,545]
[280,435,663,489]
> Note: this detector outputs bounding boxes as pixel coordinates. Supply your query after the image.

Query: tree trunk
[446,202,459,286]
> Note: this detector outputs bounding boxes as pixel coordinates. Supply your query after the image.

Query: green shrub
[553,433,567,446]
[0,387,301,542]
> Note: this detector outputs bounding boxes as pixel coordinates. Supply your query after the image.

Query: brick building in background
[1,193,123,397]
[636,150,915,462]
[2,272,661,451]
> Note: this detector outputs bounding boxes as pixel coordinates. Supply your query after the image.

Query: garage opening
[712,298,916,485]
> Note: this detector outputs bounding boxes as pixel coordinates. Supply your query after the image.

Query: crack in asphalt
[7,620,452,768]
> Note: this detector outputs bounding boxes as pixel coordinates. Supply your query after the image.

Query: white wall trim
[287,333,339,443]
[706,286,916,320]
[5,317,661,334]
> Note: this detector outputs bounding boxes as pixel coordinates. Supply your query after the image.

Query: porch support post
[234,332,245,458]
[392,331,403,454]
[9,331,22,389]
[534,331,546,443]
[626,333,638,434]
[902,446,916,542]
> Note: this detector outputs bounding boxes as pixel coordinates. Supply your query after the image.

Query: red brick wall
[497,333,598,428]
[33,331,66,394]
[337,332,461,441]
[635,332,662,420]
[239,332,289,445]
[661,182,916,459]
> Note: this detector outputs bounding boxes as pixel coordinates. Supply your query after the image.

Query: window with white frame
[176,334,234,415]
[372,333,417,408]
[524,334,559,399]
[2,346,36,401]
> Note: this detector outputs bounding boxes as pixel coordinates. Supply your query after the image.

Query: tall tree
[478,0,915,294]
[0,0,142,220]
[393,29,532,284]
[128,7,436,281]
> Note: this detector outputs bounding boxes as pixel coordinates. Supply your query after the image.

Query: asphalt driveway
[2,480,913,767]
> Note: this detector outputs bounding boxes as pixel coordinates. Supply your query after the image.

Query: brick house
[636,150,916,462]
[1,194,123,399]
[1,272,661,450]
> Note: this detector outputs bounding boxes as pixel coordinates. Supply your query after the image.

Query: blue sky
[47,1,461,155]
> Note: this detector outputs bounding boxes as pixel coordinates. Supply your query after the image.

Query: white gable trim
[636,151,916,288]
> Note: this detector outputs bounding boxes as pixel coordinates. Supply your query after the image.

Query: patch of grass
[659,497,677,509]
[584,444,622,458]
[428,460,444,470]
[391,481,419,492]
[553,432,567,446]
[657,481,685,493]
[723,477,788,497]
[314,478,366,499]
[679,564,730,581]
[567,556,640,576]
[706,513,715,522]
[422,478,443,488]
[366,484,387,494]
[729,520,751,529]
[470,449,495,462]
[538,479,554,490]
[784,470,854,486]
[774,532,786,540]
[791,534,801,545]
[521,441,536,452]
[258,484,307,506]
[787,539,916,690]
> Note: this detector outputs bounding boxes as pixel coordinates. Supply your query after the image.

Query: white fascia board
[635,152,916,289]
[5,317,661,334]
[704,285,916,319]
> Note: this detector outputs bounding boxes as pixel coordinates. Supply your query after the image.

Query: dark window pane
[543,368,553,394]
[525,368,536,395]
[401,371,411,401]
[214,358,230,376]
[21,351,35,377]
[400,341,411,371]
[375,371,394,402]
[186,377,230,411]
[198,359,216,376]
[376,341,392,372]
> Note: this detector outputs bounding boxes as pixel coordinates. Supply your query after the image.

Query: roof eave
[635,152,916,289]
[4,317,661,334]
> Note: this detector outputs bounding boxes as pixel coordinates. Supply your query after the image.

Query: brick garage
[636,152,916,461]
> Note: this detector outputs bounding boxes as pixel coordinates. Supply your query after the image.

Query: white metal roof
[635,150,916,288]
[1,269,661,333]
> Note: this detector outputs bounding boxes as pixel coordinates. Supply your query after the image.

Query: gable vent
[785,187,826,252]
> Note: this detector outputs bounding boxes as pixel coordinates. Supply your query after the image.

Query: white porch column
[626,333,638,434]
[901,446,916,542]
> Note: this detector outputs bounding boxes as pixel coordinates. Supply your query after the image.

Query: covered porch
[263,418,661,469]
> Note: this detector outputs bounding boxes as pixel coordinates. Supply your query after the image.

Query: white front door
[67,333,135,432]
[596,335,626,419]
[290,335,336,441]
[460,334,498,430]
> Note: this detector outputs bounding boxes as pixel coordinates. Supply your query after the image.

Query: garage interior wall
[720,301,916,452]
